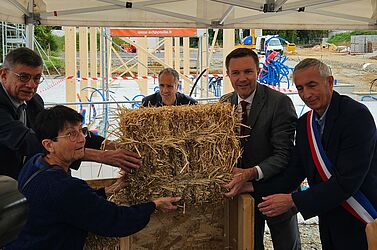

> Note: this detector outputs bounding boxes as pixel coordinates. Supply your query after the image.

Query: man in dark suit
[256,58,377,250]
[141,68,197,107]
[221,48,300,250]
[0,47,142,179]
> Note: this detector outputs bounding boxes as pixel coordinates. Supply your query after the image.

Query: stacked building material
[114,102,241,205]
[85,102,242,249]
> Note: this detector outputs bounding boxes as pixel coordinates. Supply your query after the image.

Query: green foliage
[264,30,328,45]
[327,33,351,45]
[328,30,377,45]
[112,37,125,51]
[42,56,65,74]
[51,35,64,54]
[191,29,223,48]
[190,37,199,48]
[34,26,64,73]
[350,30,377,36]
[34,26,59,51]
[209,29,223,46]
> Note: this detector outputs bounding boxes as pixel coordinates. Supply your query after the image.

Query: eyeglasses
[9,70,44,84]
[53,127,88,142]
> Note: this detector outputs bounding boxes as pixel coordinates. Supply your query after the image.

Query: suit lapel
[230,92,238,106]
[248,84,266,130]
[229,86,265,136]
[306,92,340,182]
[321,92,340,150]
[0,84,18,119]
[156,93,163,106]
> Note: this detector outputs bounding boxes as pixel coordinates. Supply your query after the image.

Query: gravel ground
[264,214,322,250]
[288,48,377,93]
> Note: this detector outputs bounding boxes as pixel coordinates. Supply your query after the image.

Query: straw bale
[129,204,225,249]
[84,234,119,250]
[85,102,242,249]
[113,102,241,205]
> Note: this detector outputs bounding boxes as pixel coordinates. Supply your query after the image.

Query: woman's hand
[153,197,181,212]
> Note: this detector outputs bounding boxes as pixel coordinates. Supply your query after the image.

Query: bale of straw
[86,102,241,249]
[114,102,241,205]
[84,234,119,250]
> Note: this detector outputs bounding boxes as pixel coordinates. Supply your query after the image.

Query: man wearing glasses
[0,47,142,179]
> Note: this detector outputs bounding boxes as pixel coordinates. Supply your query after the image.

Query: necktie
[317,120,324,143]
[240,100,248,135]
[17,104,27,125]
[316,121,321,135]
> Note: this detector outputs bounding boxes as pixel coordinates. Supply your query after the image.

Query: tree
[264,30,328,45]
[34,26,58,51]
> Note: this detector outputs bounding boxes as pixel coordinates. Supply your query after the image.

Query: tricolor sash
[306,110,377,224]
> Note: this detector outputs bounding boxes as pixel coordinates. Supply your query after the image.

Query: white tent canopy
[0,0,376,29]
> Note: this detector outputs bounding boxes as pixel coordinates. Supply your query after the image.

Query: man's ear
[0,68,7,82]
[41,139,54,154]
[327,75,334,89]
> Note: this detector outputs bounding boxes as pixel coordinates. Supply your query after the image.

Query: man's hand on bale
[223,167,256,197]
[153,197,181,212]
[100,149,142,172]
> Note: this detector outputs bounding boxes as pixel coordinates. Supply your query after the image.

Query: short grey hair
[3,47,43,69]
[158,68,179,85]
[293,58,332,78]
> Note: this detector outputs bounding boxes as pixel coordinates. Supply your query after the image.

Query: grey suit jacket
[220,83,297,180]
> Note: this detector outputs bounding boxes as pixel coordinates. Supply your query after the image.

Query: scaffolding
[1,22,26,63]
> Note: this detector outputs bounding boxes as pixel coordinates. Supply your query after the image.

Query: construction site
[0,1,376,250]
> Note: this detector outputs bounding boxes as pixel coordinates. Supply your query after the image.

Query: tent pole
[25,0,34,49]
[101,27,110,137]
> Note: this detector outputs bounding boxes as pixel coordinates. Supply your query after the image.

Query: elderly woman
[6,105,180,250]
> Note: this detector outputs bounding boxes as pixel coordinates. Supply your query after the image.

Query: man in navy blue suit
[0,47,142,179]
[253,58,377,250]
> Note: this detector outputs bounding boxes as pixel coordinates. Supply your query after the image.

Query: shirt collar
[315,103,330,124]
[237,89,256,105]
[315,104,330,137]
[158,92,178,106]
[1,83,26,110]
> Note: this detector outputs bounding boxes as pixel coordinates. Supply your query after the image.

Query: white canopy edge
[0,0,375,30]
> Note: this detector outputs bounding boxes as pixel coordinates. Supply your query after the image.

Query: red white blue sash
[306,110,377,224]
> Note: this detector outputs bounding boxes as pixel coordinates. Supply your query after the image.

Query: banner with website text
[110,28,197,37]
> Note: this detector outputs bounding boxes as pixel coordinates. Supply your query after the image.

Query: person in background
[0,47,142,179]
[6,105,180,250]
[255,58,377,250]
[141,68,197,107]
[221,48,300,250]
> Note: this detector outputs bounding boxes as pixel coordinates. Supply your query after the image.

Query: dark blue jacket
[6,154,156,250]
[254,91,377,249]
[0,85,105,179]
[0,85,44,179]
[141,92,197,107]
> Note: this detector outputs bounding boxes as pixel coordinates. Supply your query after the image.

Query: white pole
[25,0,34,49]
